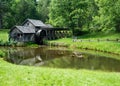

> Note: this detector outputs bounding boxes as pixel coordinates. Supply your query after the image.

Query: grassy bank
[0,29,11,46]
[0,50,6,57]
[1,29,120,55]
[0,29,9,42]
[49,33,120,55]
[0,58,120,86]
[0,30,120,85]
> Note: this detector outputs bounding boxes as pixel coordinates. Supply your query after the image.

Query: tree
[91,0,120,32]
[3,0,38,29]
[36,0,51,22]
[49,0,93,35]
[0,0,9,29]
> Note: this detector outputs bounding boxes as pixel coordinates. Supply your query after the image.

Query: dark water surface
[3,46,120,72]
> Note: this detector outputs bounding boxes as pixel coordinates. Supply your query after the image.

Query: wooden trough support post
[59,31,62,38]
[52,30,54,40]
[62,31,65,38]
[65,31,67,38]
[45,30,48,40]
[46,30,49,40]
[67,31,70,37]
[58,31,60,39]
[50,30,53,40]
[55,30,58,39]
[54,31,57,39]
[50,30,52,40]
[48,30,51,40]
[52,30,55,40]
[65,30,67,37]
[60,31,62,38]
[57,31,60,39]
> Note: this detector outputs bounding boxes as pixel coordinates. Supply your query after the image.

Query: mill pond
[2,46,120,72]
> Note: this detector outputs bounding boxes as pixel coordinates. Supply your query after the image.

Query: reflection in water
[4,47,120,72]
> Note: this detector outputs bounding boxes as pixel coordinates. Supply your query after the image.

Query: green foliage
[0,50,5,57]
[0,0,9,29]
[0,29,15,46]
[49,0,91,29]
[25,42,39,47]
[4,0,38,28]
[1,0,120,34]
[0,40,17,46]
[89,0,120,33]
[49,0,99,34]
[2,0,51,29]
[0,29,9,42]
[49,0,120,33]
[37,0,51,22]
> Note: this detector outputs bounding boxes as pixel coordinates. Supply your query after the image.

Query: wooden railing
[73,38,120,42]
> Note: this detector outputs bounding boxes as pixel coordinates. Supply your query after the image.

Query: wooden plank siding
[9,19,70,44]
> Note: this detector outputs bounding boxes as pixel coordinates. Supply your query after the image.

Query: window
[17,34,23,38]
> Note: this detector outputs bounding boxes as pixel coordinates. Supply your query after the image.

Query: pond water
[3,46,120,72]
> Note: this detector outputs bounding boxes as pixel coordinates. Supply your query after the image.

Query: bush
[25,42,39,47]
[0,50,5,57]
[0,40,4,46]
[0,40,17,46]
[74,28,89,36]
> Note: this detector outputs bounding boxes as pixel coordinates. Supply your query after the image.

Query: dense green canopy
[1,0,120,34]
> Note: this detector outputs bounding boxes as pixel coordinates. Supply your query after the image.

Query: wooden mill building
[9,19,70,44]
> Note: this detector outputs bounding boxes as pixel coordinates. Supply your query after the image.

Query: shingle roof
[46,24,53,28]
[16,26,35,33]
[27,19,47,27]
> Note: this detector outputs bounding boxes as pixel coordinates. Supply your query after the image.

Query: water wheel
[35,30,46,44]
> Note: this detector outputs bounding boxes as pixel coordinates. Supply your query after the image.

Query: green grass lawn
[49,33,120,55]
[0,58,120,86]
[0,29,9,42]
[0,30,120,85]
[77,32,120,39]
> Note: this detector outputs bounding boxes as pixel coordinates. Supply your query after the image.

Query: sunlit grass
[0,58,120,86]
[78,32,120,39]
[0,30,120,85]
[0,29,9,42]
[49,33,120,55]
[0,50,5,57]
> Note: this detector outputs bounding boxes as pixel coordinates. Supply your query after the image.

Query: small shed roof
[22,19,53,28]
[13,26,35,33]
[46,24,53,28]
[24,19,47,27]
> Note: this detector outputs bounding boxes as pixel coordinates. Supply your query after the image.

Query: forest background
[0,0,120,35]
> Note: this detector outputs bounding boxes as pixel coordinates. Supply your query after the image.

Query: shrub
[25,42,39,47]
[0,40,18,46]
[0,50,5,57]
